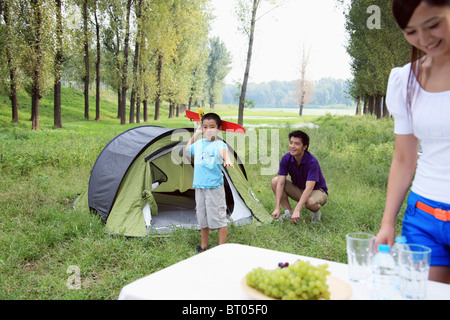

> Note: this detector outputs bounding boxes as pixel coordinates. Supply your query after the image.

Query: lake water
[242,122,320,129]
[251,107,356,116]
[222,107,355,128]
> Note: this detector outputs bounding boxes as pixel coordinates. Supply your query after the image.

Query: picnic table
[118,243,450,300]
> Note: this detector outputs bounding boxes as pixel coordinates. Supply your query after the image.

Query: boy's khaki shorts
[195,185,227,229]
[284,179,328,206]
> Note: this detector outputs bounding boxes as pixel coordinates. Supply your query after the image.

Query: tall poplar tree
[94,0,102,121]
[129,0,143,124]
[54,0,63,128]
[235,0,277,126]
[343,0,409,117]
[206,37,231,110]
[119,0,132,125]
[3,0,20,123]
[21,0,55,130]
[82,0,90,120]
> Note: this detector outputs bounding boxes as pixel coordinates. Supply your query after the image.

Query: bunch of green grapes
[246,260,331,300]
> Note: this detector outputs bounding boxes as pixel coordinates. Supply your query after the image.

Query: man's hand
[271,208,281,220]
[291,208,301,224]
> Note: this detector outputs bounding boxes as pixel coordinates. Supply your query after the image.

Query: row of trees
[221,78,354,108]
[1,0,415,130]
[341,0,410,118]
[0,0,234,130]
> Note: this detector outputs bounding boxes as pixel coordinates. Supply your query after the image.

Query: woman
[376,0,450,284]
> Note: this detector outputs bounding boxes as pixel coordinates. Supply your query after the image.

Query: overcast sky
[209,0,352,84]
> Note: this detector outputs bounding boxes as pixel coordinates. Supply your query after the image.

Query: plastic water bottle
[371,244,397,300]
[391,236,408,264]
[391,236,410,292]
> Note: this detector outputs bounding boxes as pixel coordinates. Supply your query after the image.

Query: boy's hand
[220,149,234,169]
[195,123,203,134]
[224,160,234,168]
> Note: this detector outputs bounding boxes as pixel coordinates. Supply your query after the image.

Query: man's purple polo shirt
[278,151,328,194]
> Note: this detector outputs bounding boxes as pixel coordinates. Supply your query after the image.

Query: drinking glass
[398,244,431,300]
[346,233,376,283]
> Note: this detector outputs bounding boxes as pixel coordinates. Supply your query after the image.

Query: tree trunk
[297,47,312,117]
[363,96,368,115]
[129,0,142,124]
[117,87,121,119]
[4,1,18,123]
[136,91,141,123]
[10,82,18,123]
[154,54,163,121]
[31,0,42,131]
[54,0,63,128]
[238,0,259,126]
[382,95,389,118]
[368,95,374,115]
[54,80,62,128]
[32,85,40,130]
[83,0,89,120]
[138,58,146,122]
[168,100,174,118]
[120,0,133,125]
[374,94,382,119]
[188,69,195,111]
[142,73,148,122]
[143,99,148,122]
[188,90,193,111]
[355,96,361,115]
[94,0,101,121]
[115,23,121,119]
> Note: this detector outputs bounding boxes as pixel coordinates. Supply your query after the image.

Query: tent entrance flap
[146,147,198,232]
[150,191,198,231]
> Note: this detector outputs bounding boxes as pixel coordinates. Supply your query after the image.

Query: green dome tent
[74,125,271,237]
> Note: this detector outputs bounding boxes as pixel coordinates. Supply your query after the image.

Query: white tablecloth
[118,243,450,300]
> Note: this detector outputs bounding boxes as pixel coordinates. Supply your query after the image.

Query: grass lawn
[0,88,403,299]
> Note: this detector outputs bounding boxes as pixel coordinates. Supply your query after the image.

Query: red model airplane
[185,109,246,134]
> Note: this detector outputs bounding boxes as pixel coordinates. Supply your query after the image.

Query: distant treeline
[221,78,354,108]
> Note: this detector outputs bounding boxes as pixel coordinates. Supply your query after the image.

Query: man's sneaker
[280,210,292,221]
[311,210,322,223]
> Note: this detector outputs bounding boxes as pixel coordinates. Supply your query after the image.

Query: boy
[186,113,234,252]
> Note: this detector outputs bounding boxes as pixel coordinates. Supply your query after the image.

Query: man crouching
[271,130,328,224]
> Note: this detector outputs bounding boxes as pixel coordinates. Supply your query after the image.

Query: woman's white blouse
[386,62,450,204]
